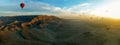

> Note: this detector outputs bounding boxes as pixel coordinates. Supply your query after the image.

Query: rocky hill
[0,15,118,45]
[0,15,62,45]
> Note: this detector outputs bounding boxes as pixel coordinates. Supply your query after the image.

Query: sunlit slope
[0,15,61,45]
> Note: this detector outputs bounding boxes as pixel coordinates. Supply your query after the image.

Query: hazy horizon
[1,0,120,19]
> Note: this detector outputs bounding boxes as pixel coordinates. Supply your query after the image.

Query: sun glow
[91,1,120,19]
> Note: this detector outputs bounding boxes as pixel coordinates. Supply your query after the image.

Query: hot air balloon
[20,3,25,9]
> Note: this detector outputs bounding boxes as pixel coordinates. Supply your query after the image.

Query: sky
[0,0,120,18]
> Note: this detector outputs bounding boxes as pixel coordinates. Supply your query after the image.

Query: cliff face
[0,15,62,45]
[0,15,61,30]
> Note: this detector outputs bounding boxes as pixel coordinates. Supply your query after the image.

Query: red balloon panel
[20,3,25,8]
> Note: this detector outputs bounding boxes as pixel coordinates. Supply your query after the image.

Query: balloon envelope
[20,3,25,9]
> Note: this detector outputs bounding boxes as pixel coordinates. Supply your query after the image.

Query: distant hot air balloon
[20,3,25,9]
